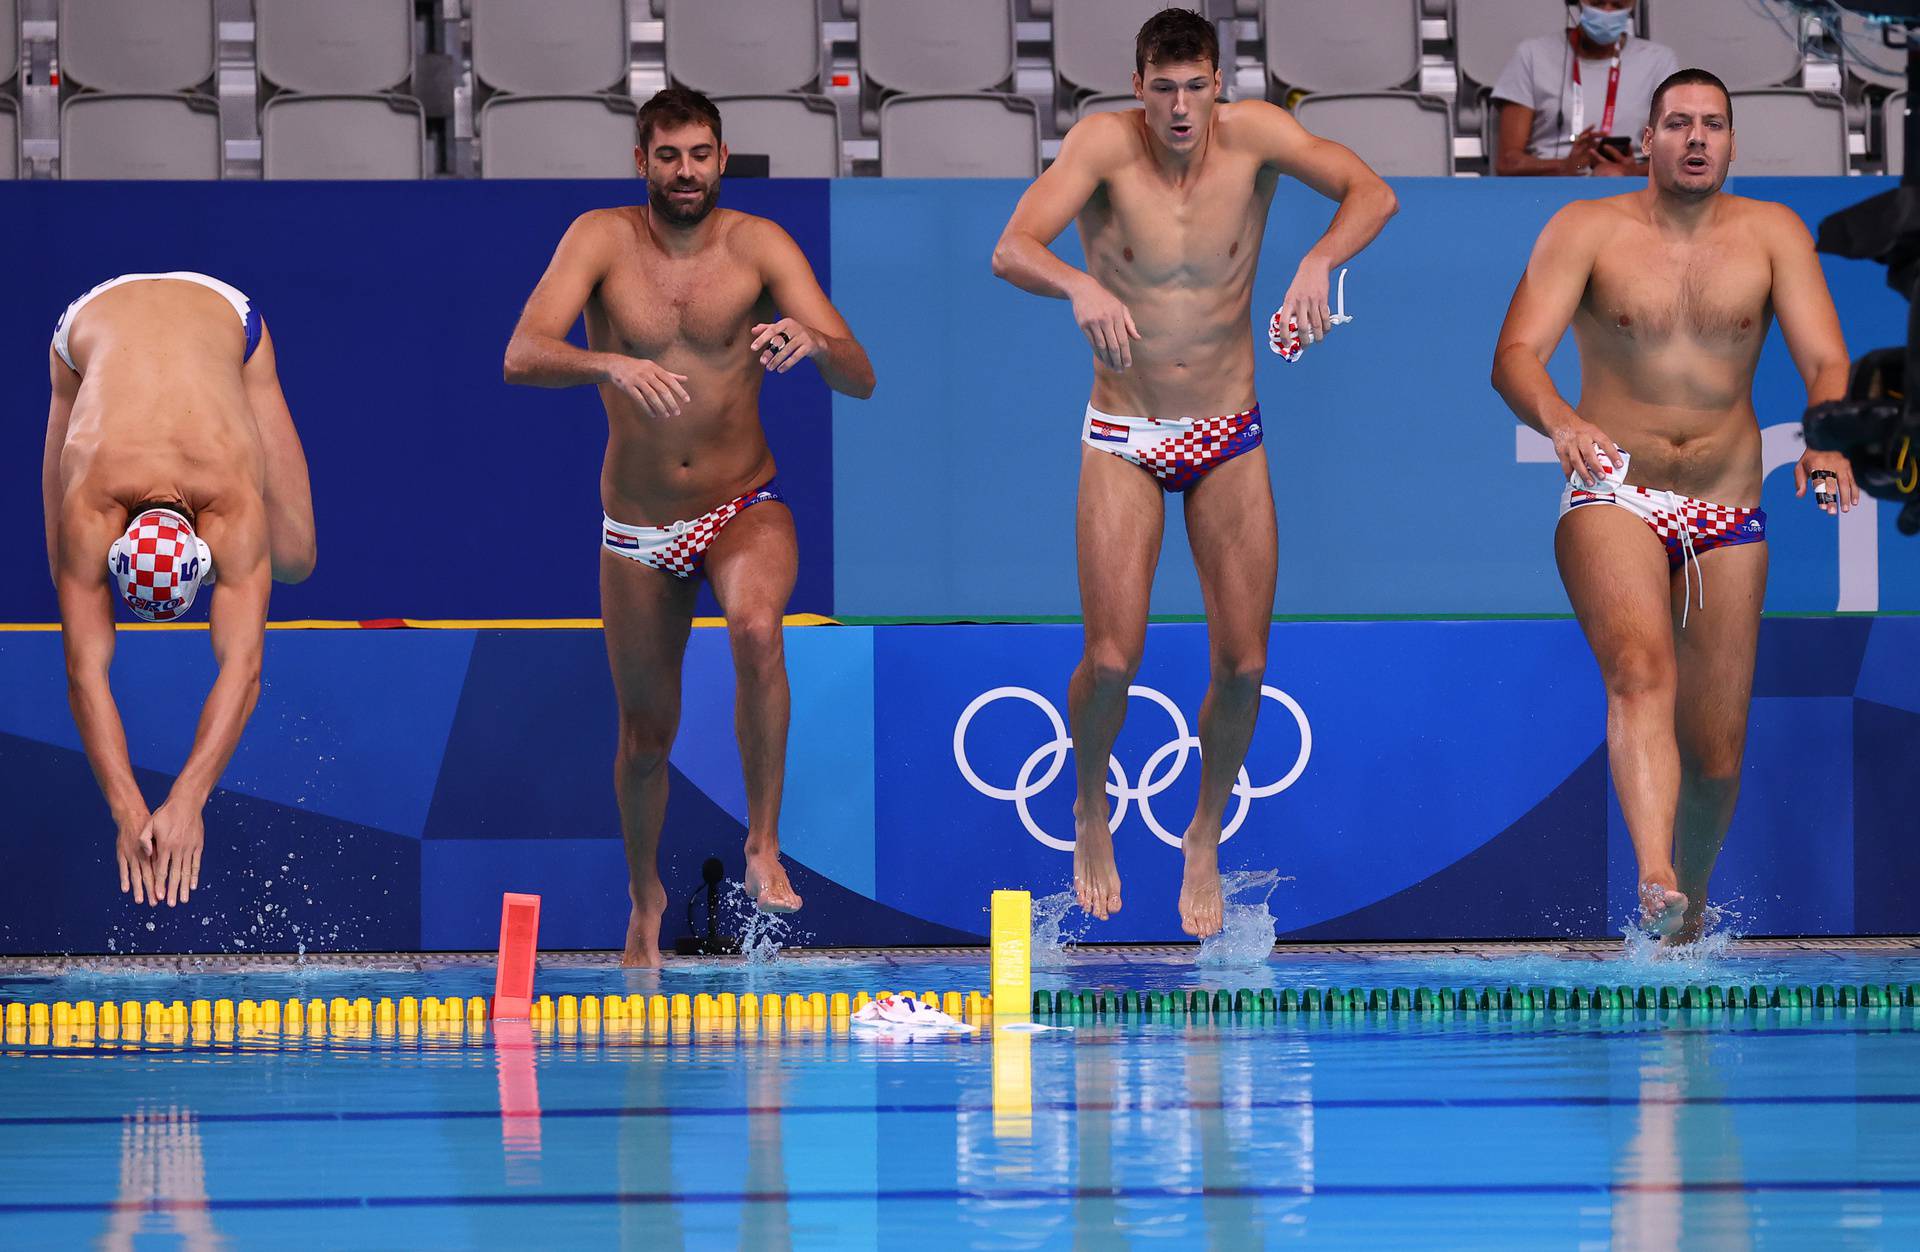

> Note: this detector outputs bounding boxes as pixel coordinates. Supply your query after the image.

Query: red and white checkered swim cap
[107,507,214,622]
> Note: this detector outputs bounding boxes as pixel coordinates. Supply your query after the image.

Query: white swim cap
[107,507,215,622]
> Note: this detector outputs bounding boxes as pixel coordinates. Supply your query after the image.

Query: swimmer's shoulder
[719,209,811,266]
[1722,194,1816,254]
[1539,193,1640,248]
[1055,109,1139,179]
[1211,98,1296,154]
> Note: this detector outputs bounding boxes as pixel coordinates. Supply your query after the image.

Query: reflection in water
[100,1106,223,1251]
[618,1043,686,1250]
[494,1021,542,1187]
[741,1039,794,1252]
[1612,1029,1753,1251]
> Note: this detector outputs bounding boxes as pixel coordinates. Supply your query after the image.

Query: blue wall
[1,618,1915,953]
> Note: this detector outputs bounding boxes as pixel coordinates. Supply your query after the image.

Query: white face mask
[1578,4,1633,46]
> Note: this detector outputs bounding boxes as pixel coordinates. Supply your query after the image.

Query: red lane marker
[492,893,541,1020]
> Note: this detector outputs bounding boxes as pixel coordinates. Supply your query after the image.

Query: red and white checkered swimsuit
[1082,404,1264,492]
[1560,459,1766,627]
[601,480,783,579]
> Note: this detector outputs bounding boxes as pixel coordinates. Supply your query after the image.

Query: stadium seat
[60,94,220,179]
[473,0,630,96]
[479,95,639,178]
[853,0,1014,95]
[1041,0,1176,128]
[1888,90,1907,177]
[1834,9,1905,94]
[879,94,1039,178]
[1076,94,1143,122]
[1294,91,1452,176]
[714,94,842,178]
[1727,90,1847,176]
[0,99,16,180]
[1264,0,1421,94]
[256,0,413,95]
[262,95,425,179]
[1645,0,1802,91]
[662,0,822,95]
[1454,0,1572,95]
[0,1,16,93]
[58,0,215,93]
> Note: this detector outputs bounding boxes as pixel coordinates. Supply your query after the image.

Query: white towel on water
[849,994,976,1039]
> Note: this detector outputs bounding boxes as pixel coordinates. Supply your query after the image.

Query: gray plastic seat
[473,0,630,95]
[1888,90,1907,177]
[262,95,425,179]
[479,95,640,178]
[1293,92,1452,176]
[854,0,1013,95]
[713,94,841,177]
[0,100,16,179]
[257,0,413,94]
[1836,10,1906,93]
[60,95,221,179]
[58,0,215,93]
[663,0,821,95]
[0,1,17,92]
[1645,0,1802,91]
[1725,90,1846,176]
[1454,0,1574,93]
[879,94,1039,177]
[1076,94,1143,121]
[1264,0,1420,93]
[1042,0,1178,125]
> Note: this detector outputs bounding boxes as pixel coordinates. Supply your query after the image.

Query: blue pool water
[3,944,1919,1248]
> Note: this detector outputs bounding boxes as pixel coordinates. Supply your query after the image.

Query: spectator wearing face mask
[1490,1,1680,176]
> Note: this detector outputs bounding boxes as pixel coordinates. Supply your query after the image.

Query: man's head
[1643,69,1735,196]
[109,504,214,622]
[1132,7,1219,153]
[637,88,726,226]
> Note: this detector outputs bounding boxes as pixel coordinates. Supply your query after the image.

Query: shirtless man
[991,8,1396,936]
[44,272,317,909]
[1492,70,1855,942]
[503,88,875,967]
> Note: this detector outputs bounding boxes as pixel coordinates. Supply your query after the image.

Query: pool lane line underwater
[2,982,1919,1049]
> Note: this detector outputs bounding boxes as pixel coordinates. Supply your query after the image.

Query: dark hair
[1135,7,1217,75]
[1648,68,1733,128]
[637,87,723,152]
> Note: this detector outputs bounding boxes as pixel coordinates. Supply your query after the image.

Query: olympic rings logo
[952,685,1312,851]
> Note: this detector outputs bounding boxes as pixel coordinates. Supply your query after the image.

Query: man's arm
[144,515,273,907]
[43,348,78,582]
[503,211,691,418]
[1239,100,1399,340]
[1491,202,1621,484]
[990,115,1140,370]
[240,321,317,584]
[1494,103,1599,176]
[751,222,876,398]
[1767,203,1859,511]
[54,511,158,904]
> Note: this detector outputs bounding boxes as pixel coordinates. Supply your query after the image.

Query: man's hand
[1590,142,1637,177]
[1795,449,1859,516]
[1561,129,1602,175]
[751,319,819,374]
[1279,258,1334,346]
[116,807,156,906]
[1070,279,1140,370]
[1549,411,1625,486]
[604,358,690,418]
[145,800,205,908]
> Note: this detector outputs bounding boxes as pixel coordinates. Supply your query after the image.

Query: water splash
[1619,897,1746,966]
[1030,891,1091,967]
[1196,870,1291,968]
[719,881,799,965]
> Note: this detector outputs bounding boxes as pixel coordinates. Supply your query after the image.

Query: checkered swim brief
[601,480,783,580]
[1082,403,1263,493]
[1559,461,1765,627]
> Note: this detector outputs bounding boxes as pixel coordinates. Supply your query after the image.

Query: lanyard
[1568,29,1622,139]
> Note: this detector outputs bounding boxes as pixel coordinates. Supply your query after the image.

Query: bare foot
[1178,834,1223,938]
[1663,899,1709,948]
[1071,800,1122,920]
[745,846,803,914]
[1638,880,1689,938]
[622,879,667,968]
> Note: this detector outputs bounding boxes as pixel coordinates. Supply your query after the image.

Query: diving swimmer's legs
[1068,446,1165,921]
[705,502,803,913]
[601,549,698,967]
[1668,541,1765,945]
[1556,505,1688,936]
[1179,450,1278,938]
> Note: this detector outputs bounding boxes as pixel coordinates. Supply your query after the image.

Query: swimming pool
[3,942,1917,1248]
